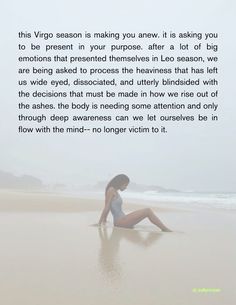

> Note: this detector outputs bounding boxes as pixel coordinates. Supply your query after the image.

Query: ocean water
[50,189,236,211]
[122,191,236,211]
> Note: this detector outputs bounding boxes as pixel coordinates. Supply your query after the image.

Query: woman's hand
[98,219,107,226]
[98,189,114,227]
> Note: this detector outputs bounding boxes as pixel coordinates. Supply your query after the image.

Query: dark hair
[105,174,130,194]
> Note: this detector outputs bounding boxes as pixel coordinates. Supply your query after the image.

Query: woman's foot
[161,228,173,232]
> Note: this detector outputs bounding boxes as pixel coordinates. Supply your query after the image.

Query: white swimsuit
[110,193,125,224]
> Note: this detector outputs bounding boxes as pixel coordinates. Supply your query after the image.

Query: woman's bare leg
[115,208,172,231]
[147,209,172,231]
[115,208,149,228]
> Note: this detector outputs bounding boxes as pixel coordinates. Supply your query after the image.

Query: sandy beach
[0,189,235,305]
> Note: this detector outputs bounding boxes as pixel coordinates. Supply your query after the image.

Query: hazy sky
[0,0,235,192]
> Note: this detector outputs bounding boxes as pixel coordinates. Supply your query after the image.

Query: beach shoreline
[0,188,235,305]
[0,188,191,213]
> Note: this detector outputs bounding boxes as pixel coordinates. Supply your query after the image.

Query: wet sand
[0,189,235,305]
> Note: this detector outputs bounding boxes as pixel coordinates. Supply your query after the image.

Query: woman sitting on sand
[98,174,172,232]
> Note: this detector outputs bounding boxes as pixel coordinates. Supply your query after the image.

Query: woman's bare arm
[98,187,115,225]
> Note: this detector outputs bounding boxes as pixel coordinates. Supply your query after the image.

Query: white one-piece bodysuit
[110,193,126,225]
